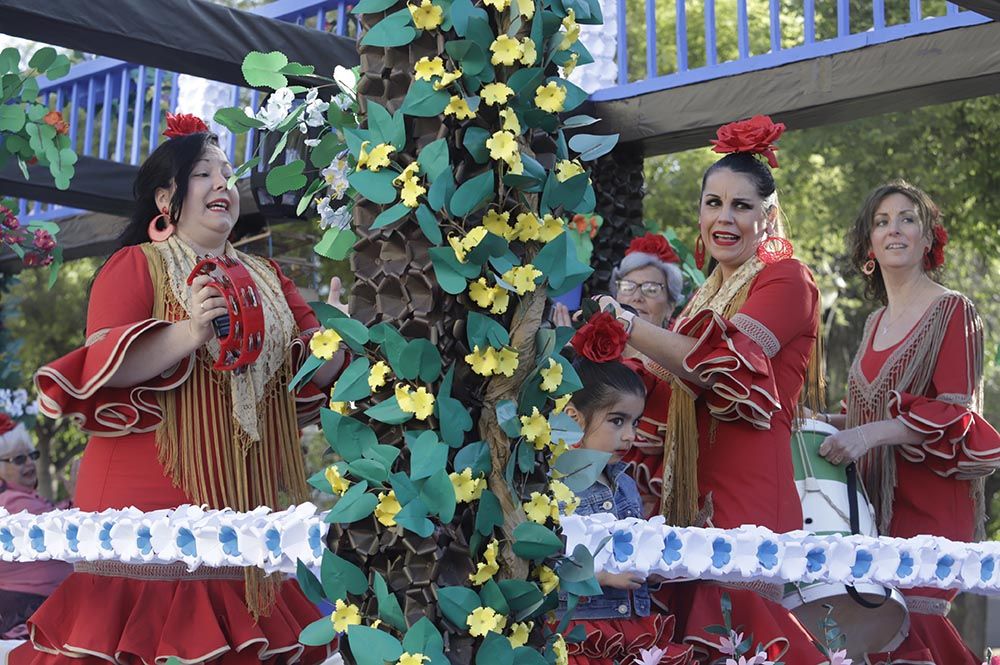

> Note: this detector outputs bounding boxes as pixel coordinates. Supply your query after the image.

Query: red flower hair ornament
[163,112,209,139]
[711,115,786,169]
[626,233,680,264]
[570,312,630,363]
[926,223,948,270]
[0,413,15,436]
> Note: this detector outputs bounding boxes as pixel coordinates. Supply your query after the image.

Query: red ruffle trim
[658,583,826,665]
[565,613,693,665]
[677,310,781,430]
[866,613,979,665]
[621,446,663,519]
[12,572,332,665]
[34,320,193,436]
[890,391,1000,478]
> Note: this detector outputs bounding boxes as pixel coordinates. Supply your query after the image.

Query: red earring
[862,250,876,276]
[755,235,794,265]
[694,235,706,270]
[148,207,174,242]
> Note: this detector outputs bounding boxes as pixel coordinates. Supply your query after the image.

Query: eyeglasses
[0,450,40,466]
[616,280,666,298]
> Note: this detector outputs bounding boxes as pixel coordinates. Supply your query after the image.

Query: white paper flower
[251,87,295,131]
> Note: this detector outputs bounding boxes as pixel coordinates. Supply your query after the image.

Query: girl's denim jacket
[557,461,651,620]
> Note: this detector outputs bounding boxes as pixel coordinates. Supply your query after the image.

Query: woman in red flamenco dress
[13,115,347,665]
[819,180,1000,665]
[596,117,827,664]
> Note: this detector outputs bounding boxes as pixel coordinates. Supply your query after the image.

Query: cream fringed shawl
[849,292,987,539]
[139,240,310,616]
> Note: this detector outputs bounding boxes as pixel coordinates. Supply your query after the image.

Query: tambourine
[186,255,265,373]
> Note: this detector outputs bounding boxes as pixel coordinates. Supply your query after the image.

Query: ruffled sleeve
[33,246,193,435]
[268,260,342,427]
[892,296,1000,478]
[677,259,819,429]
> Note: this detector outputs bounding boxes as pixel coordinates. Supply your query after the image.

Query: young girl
[557,316,693,665]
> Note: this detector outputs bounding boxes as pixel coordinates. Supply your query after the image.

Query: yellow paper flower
[465,345,500,376]
[469,539,500,585]
[520,407,551,449]
[548,437,570,462]
[394,163,426,208]
[415,56,445,81]
[520,37,537,66]
[506,154,524,175]
[395,383,415,412]
[396,654,430,665]
[553,635,569,665]
[331,599,362,633]
[555,159,584,183]
[483,0,511,10]
[433,68,464,90]
[490,35,524,66]
[508,621,532,648]
[375,490,402,526]
[467,606,504,637]
[524,491,555,524]
[510,212,541,242]
[448,234,469,263]
[464,226,488,251]
[502,264,542,295]
[409,386,436,420]
[368,360,392,391]
[328,399,351,415]
[496,347,519,377]
[468,278,494,309]
[451,468,487,503]
[490,288,510,315]
[552,394,572,414]
[561,52,579,77]
[539,357,563,392]
[483,209,512,238]
[481,82,514,106]
[325,465,351,496]
[498,108,521,134]
[358,141,396,172]
[560,9,580,50]
[310,328,342,359]
[518,0,536,19]
[539,214,565,243]
[444,96,476,120]
[486,130,518,163]
[408,0,443,30]
[535,564,559,595]
[550,479,579,514]
[534,82,567,113]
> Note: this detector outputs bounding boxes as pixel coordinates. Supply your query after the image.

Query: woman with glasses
[0,414,71,639]
[595,117,825,663]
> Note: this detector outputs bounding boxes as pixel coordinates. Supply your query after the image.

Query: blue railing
[596,0,992,101]
[17,0,355,222]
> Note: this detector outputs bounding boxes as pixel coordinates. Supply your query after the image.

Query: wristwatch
[616,310,636,335]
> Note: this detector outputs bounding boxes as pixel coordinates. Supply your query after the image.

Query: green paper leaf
[562,114,600,129]
[437,586,482,629]
[28,47,56,72]
[410,430,448,480]
[512,522,562,560]
[436,366,472,447]
[289,354,324,392]
[419,468,457,522]
[280,61,316,76]
[449,0,488,36]
[398,338,443,381]
[513,647,547,665]
[548,412,583,448]
[450,169,495,218]
[327,316,371,354]
[466,312,511,350]
[242,51,289,90]
[347,625,404,665]
[516,436,535,473]
[265,160,306,196]
[533,229,592,295]
[320,409,378,462]
[296,559,326,605]
[403,617,448,665]
[309,132,346,169]
[300,616,337,646]
[416,204,443,245]
[497,580,545,620]
[214,107,264,133]
[400,80,450,117]
[427,169,456,213]
[365,396,413,424]
[429,246,474,295]
[344,127,371,158]
[568,132,620,161]
[462,127,490,165]
[507,67,544,97]
[418,139,451,183]
[476,632,514,665]
[446,40,488,76]
[454,441,492,475]
[0,106,25,133]
[474,489,503,536]
[352,0,402,13]
[465,16,495,53]
[495,400,521,438]
[331,357,372,402]
[346,457,389,484]
[321,549,369,602]
[553,353,583,395]
[349,169,398,205]
[556,543,599,583]
[0,48,20,74]
[315,228,358,261]
[368,101,406,150]
[552,448,610,493]
[371,201,411,229]
[325,481,378,524]
[502,153,546,192]
[395,497,434,537]
[360,8,417,47]
[374,572,409,632]
[479,579,511,614]
[390,471,420,505]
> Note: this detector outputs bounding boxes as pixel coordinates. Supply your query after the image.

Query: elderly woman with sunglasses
[0,414,72,639]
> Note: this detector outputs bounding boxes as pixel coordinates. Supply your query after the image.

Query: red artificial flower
[32,229,56,252]
[0,205,18,231]
[163,112,209,139]
[0,413,15,436]
[626,233,679,264]
[927,223,948,270]
[710,115,786,169]
[571,312,629,363]
[42,110,69,135]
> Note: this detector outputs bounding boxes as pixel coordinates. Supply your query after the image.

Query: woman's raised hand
[327,276,349,315]
[187,275,228,346]
[551,302,574,327]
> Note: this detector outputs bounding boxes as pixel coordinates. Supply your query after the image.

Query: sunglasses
[616,280,666,298]
[0,450,40,466]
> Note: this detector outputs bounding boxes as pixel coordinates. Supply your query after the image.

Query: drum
[782,419,908,660]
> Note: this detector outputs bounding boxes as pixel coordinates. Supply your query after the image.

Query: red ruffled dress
[850,293,1000,665]
[655,260,826,665]
[14,245,336,665]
